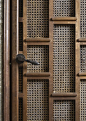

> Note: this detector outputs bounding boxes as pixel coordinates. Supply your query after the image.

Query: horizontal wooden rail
[77,38,86,42]
[24,72,51,77]
[24,38,51,42]
[52,97,76,100]
[51,17,77,21]
[52,21,76,25]
[52,93,77,97]
[78,72,86,76]
[19,93,24,98]
[19,51,23,54]
[19,17,24,22]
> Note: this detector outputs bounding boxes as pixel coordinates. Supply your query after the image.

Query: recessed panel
[80,45,86,72]
[19,66,23,92]
[53,0,75,17]
[27,45,49,73]
[53,100,75,121]
[80,80,86,121]
[19,98,23,121]
[80,0,86,38]
[27,79,49,121]
[53,24,75,93]
[27,0,49,38]
[19,22,23,51]
[19,0,23,17]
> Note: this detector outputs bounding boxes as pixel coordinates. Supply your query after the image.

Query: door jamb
[3,0,10,120]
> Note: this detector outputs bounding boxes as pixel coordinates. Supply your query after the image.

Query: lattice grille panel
[80,80,86,121]
[27,45,49,72]
[19,66,23,92]
[53,24,75,93]
[19,0,23,17]
[53,0,75,17]
[80,45,86,72]
[19,98,23,121]
[53,100,75,121]
[19,22,23,51]
[80,0,86,38]
[27,0,49,38]
[27,79,49,121]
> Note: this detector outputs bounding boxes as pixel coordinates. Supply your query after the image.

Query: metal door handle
[16,54,39,65]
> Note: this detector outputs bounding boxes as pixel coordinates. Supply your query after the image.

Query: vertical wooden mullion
[23,46,27,121]
[75,0,80,120]
[12,0,19,120]
[23,0,27,120]
[49,41,53,121]
[75,43,80,121]
[49,0,53,120]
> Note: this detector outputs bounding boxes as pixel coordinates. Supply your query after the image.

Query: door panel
[53,0,75,17]
[19,66,23,92]
[27,79,49,120]
[19,98,23,121]
[80,45,86,72]
[80,80,86,121]
[27,45,49,73]
[80,0,86,38]
[12,0,86,120]
[19,22,23,51]
[53,24,75,93]
[19,0,23,17]
[27,0,49,38]
[53,100,75,120]
[79,0,86,120]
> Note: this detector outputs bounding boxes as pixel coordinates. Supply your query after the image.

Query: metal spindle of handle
[16,54,39,65]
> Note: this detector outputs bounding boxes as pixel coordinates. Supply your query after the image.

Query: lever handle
[16,54,39,65]
[25,59,39,65]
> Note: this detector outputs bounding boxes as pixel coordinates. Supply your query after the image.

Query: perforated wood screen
[19,22,23,51]
[27,45,49,73]
[19,0,23,17]
[53,100,75,121]
[80,45,86,72]
[27,0,49,38]
[27,80,49,121]
[19,98,23,121]
[19,66,23,92]
[80,80,86,121]
[53,0,75,17]
[80,0,86,38]
[53,24,75,93]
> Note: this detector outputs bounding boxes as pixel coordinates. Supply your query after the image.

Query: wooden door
[11,0,86,121]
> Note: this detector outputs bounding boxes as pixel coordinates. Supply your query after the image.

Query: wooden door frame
[3,0,81,121]
[3,0,10,121]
